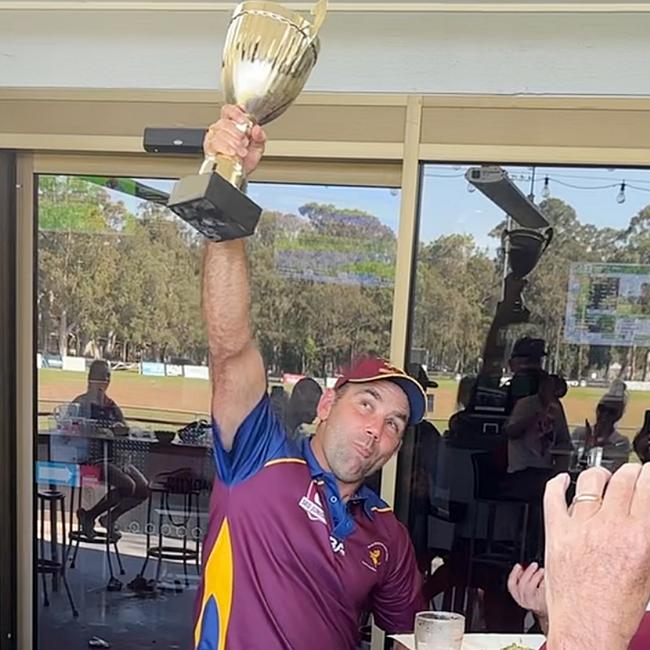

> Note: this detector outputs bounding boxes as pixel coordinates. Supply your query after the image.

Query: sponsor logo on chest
[298,480,327,525]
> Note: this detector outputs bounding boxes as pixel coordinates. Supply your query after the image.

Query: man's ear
[317,388,337,422]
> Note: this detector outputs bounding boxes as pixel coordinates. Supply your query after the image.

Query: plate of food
[462,634,546,650]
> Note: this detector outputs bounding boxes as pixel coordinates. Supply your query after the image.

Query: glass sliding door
[34,172,401,649]
[0,150,18,650]
[399,162,650,632]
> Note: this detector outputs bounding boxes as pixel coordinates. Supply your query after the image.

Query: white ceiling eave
[3,1,650,12]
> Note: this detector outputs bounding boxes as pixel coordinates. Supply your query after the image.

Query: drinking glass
[414,611,465,650]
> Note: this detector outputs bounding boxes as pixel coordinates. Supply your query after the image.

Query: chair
[420,439,478,614]
[138,469,201,587]
[68,480,125,590]
[464,452,531,626]
[37,490,78,616]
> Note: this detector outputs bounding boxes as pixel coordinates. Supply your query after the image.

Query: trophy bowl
[222,1,322,126]
[506,227,554,279]
[167,0,327,241]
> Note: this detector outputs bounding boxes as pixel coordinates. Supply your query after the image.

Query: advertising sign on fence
[141,362,166,377]
[184,365,210,380]
[166,364,183,377]
[62,356,86,373]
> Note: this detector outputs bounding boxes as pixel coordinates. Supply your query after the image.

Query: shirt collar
[301,437,386,520]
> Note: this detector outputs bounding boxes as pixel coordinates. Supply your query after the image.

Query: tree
[412,233,498,373]
[38,176,131,356]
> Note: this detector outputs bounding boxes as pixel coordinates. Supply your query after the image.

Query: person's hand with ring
[544,464,650,650]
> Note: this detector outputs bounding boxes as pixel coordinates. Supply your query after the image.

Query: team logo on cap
[362,541,388,572]
[378,362,402,375]
[298,480,327,525]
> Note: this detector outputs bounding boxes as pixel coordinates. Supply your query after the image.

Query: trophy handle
[543,226,554,251]
[310,0,328,38]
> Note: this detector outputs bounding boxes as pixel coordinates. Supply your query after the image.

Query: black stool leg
[58,496,78,617]
[49,496,59,592]
[140,491,154,577]
[155,491,164,583]
[60,570,78,617]
[194,492,201,575]
[182,493,189,586]
[70,535,81,568]
[69,485,81,569]
[105,528,115,581]
[465,503,480,626]
[39,498,49,607]
[114,540,125,575]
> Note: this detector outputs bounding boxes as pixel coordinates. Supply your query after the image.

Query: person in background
[571,380,631,471]
[503,370,571,498]
[501,340,572,564]
[507,562,548,634]
[455,375,476,412]
[503,337,572,486]
[404,364,441,572]
[284,377,323,441]
[268,385,290,425]
[74,360,149,541]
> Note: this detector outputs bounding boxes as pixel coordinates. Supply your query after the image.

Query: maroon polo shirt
[193,395,424,650]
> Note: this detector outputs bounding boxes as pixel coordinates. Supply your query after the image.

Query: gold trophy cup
[168,0,327,240]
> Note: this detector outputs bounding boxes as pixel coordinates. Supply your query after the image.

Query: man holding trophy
[168,2,427,648]
[193,102,426,649]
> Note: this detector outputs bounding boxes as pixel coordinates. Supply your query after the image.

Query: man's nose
[364,417,382,441]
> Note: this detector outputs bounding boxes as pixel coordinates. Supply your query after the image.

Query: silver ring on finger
[572,493,602,505]
[569,492,602,514]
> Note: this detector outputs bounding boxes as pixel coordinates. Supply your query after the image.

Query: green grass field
[38,369,649,439]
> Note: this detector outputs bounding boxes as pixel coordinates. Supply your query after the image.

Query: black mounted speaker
[143,128,206,155]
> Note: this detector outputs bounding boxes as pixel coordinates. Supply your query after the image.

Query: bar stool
[139,470,201,587]
[68,481,125,590]
[37,490,78,616]
[464,452,531,627]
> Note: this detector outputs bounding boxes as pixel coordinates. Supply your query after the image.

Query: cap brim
[347,373,426,426]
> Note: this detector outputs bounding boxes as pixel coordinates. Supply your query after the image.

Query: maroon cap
[334,357,426,426]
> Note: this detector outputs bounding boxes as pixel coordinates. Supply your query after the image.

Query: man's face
[596,404,621,433]
[90,369,110,394]
[314,380,409,485]
[509,355,542,374]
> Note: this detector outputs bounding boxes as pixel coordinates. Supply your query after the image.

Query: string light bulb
[616,182,626,204]
[542,176,551,199]
[467,182,476,193]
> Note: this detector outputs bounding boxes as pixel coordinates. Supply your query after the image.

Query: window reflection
[403,164,650,633]
[35,174,400,648]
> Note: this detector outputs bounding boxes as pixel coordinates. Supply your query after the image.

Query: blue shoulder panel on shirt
[355,484,391,514]
[212,395,295,486]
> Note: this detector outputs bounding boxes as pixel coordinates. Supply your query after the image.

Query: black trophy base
[167,172,262,241]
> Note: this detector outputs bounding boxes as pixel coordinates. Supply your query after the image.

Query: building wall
[2,9,650,95]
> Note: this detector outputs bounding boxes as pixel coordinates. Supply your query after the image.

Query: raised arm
[202,105,268,450]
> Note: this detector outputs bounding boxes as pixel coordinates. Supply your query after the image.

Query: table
[391,633,546,649]
[36,428,215,538]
